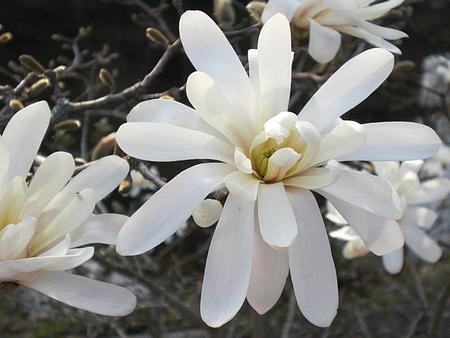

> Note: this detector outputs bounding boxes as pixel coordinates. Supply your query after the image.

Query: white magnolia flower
[328,161,450,274]
[116,11,440,327]
[0,101,136,316]
[263,0,408,63]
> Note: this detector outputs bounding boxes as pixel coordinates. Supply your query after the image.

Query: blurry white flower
[418,54,450,109]
[263,0,408,63]
[0,102,135,316]
[116,11,440,327]
[329,161,450,274]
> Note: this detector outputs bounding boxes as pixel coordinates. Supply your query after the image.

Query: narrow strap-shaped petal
[299,49,394,134]
[201,194,254,327]
[340,122,442,161]
[117,122,234,164]
[381,248,404,274]
[179,11,255,119]
[258,182,297,248]
[117,163,233,256]
[258,14,293,121]
[400,221,442,263]
[308,19,342,64]
[127,99,226,141]
[287,188,338,328]
[21,271,136,316]
[2,101,51,180]
[247,214,288,315]
[262,0,302,23]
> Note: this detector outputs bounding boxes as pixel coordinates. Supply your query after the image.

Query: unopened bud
[99,68,115,89]
[0,32,13,43]
[91,132,116,161]
[214,0,236,29]
[19,54,46,73]
[246,1,266,23]
[118,176,132,195]
[146,27,170,47]
[74,157,87,166]
[160,94,174,100]
[9,99,24,110]
[54,65,66,74]
[29,78,51,95]
[53,119,81,132]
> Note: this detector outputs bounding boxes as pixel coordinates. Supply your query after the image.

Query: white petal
[248,49,261,98]
[322,194,404,255]
[0,217,36,260]
[402,207,437,230]
[30,189,96,256]
[127,99,225,140]
[398,160,424,178]
[117,122,234,164]
[262,0,301,22]
[21,271,136,316]
[323,0,358,10]
[192,199,223,228]
[258,14,293,120]
[312,120,366,166]
[340,122,442,161]
[200,194,254,327]
[308,20,342,64]
[357,0,404,20]
[224,170,260,201]
[0,135,9,189]
[70,214,128,247]
[342,239,370,259]
[117,163,233,255]
[287,188,338,327]
[0,247,94,280]
[264,148,301,182]
[179,11,254,119]
[28,152,75,212]
[372,161,400,184]
[400,221,442,263]
[317,168,403,219]
[247,217,288,314]
[299,48,394,133]
[46,156,129,215]
[186,71,250,146]
[382,248,404,274]
[284,167,338,189]
[2,101,51,180]
[293,121,321,171]
[234,148,253,174]
[258,182,297,248]
[406,178,450,205]
[356,18,408,40]
[338,26,402,54]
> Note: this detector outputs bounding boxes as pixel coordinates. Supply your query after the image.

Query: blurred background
[0,0,449,337]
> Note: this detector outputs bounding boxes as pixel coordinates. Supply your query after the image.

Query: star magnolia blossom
[116,11,441,327]
[328,161,450,274]
[262,0,407,63]
[0,101,136,316]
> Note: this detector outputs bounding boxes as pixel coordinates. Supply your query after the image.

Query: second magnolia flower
[115,11,441,328]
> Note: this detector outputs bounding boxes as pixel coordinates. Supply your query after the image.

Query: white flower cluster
[1,1,446,329]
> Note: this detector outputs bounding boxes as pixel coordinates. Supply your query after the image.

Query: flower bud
[9,99,24,111]
[29,78,51,95]
[91,132,116,161]
[146,27,170,47]
[214,0,236,29]
[53,119,81,132]
[99,68,115,89]
[246,1,266,23]
[19,54,46,73]
[0,32,13,43]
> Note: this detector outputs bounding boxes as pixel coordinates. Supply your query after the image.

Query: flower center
[247,112,306,182]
